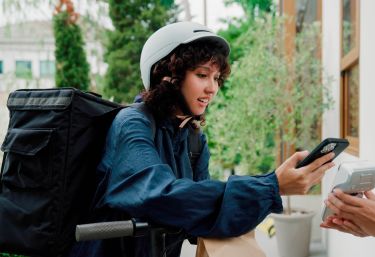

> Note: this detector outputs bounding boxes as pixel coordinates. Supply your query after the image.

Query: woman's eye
[197,73,207,78]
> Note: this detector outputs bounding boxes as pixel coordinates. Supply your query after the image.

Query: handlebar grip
[76,220,135,241]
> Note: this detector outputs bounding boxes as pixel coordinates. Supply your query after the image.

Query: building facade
[321,0,375,256]
[0,21,55,91]
[0,21,106,92]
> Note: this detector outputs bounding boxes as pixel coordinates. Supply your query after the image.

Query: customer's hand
[320,216,368,237]
[320,189,375,237]
[275,151,335,195]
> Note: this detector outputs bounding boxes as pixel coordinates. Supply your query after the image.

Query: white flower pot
[270,210,315,257]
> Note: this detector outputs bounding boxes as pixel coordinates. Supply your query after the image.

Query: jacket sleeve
[104,108,283,237]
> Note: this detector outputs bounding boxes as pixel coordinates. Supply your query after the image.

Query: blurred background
[1,1,375,257]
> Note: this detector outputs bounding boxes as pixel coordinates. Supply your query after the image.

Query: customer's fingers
[326,194,357,220]
[337,219,367,237]
[333,189,362,208]
[364,190,375,201]
[324,198,341,214]
[320,218,353,234]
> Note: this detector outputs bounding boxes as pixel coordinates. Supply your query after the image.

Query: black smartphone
[295,138,349,168]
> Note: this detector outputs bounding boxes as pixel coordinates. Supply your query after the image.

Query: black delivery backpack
[0,88,122,257]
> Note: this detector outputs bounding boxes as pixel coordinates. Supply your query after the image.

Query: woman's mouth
[198,98,209,104]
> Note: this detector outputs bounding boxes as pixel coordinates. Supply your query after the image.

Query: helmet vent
[193,29,211,33]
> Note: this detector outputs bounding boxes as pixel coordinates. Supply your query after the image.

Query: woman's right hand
[275,151,335,195]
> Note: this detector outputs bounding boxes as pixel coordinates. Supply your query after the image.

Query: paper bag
[195,231,266,257]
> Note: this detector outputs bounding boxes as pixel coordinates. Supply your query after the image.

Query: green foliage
[219,0,282,66]
[225,0,274,18]
[219,0,275,64]
[160,0,174,7]
[53,11,90,90]
[218,20,252,63]
[205,15,333,178]
[104,0,177,103]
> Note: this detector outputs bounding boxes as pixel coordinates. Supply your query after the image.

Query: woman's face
[179,61,220,116]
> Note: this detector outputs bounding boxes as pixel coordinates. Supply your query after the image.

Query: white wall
[321,0,341,139]
[359,0,375,161]
[321,1,375,256]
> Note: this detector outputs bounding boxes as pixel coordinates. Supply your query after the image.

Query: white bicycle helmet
[140,21,230,90]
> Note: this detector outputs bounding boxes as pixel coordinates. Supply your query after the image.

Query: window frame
[340,0,360,156]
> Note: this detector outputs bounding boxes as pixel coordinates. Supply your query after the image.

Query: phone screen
[296,138,349,169]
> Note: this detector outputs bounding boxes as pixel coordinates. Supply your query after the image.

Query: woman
[70,21,335,257]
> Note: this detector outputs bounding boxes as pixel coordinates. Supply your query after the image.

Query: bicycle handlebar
[75,220,150,241]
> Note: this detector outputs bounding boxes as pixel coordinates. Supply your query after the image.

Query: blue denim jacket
[69,106,283,257]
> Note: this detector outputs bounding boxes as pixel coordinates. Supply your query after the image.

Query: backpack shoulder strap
[188,127,202,171]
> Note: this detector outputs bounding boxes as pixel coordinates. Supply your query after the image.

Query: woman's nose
[205,78,218,94]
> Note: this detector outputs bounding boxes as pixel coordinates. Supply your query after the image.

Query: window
[342,0,358,56]
[295,0,321,33]
[343,64,359,136]
[40,60,55,77]
[0,61,3,74]
[341,0,359,155]
[15,60,32,79]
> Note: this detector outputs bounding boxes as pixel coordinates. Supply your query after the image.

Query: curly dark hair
[142,40,231,125]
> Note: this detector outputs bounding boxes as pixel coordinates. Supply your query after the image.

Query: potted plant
[206,14,332,257]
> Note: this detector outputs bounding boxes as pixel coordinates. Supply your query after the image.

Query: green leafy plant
[225,0,274,19]
[104,0,177,103]
[206,15,333,179]
[219,0,275,64]
[53,2,90,90]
